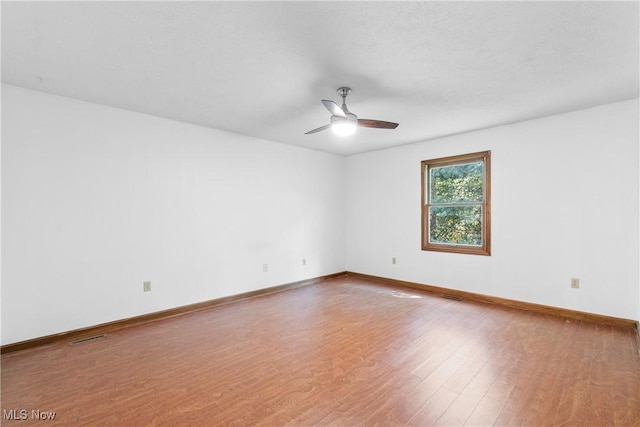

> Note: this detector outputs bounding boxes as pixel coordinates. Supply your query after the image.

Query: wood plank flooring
[2,275,639,426]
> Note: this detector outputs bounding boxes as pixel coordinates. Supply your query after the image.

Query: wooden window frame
[421,150,491,256]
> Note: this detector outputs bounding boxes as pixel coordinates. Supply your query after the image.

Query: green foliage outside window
[430,162,483,203]
[429,206,482,245]
[429,161,483,246]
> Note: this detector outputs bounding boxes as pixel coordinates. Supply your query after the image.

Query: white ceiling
[2,1,638,156]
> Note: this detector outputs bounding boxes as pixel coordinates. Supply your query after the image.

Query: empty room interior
[1,1,639,426]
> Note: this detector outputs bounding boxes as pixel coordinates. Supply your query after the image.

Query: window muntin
[421,151,490,255]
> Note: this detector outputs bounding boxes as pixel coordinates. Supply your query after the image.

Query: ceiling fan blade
[305,124,331,135]
[357,119,399,129]
[321,100,346,118]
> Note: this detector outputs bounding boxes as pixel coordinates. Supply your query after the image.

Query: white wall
[1,84,345,345]
[346,99,639,321]
[2,84,638,347]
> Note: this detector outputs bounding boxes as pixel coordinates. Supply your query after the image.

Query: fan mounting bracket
[337,87,351,98]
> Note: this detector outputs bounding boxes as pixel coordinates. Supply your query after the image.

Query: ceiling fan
[305,87,399,136]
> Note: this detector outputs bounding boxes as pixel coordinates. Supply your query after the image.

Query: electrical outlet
[143,281,151,292]
[302,258,307,266]
[392,257,397,265]
[263,264,268,273]
[571,278,579,289]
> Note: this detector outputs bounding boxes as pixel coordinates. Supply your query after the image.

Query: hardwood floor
[2,275,639,426]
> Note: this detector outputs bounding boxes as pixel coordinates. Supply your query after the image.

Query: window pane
[430,161,483,203]
[429,205,482,246]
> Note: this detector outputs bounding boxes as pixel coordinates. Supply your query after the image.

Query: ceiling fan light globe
[331,121,357,136]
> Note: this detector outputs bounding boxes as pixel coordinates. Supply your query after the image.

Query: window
[421,151,491,255]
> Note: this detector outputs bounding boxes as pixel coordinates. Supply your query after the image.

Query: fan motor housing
[330,112,357,125]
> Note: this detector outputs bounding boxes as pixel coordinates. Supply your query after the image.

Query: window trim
[421,150,491,256]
